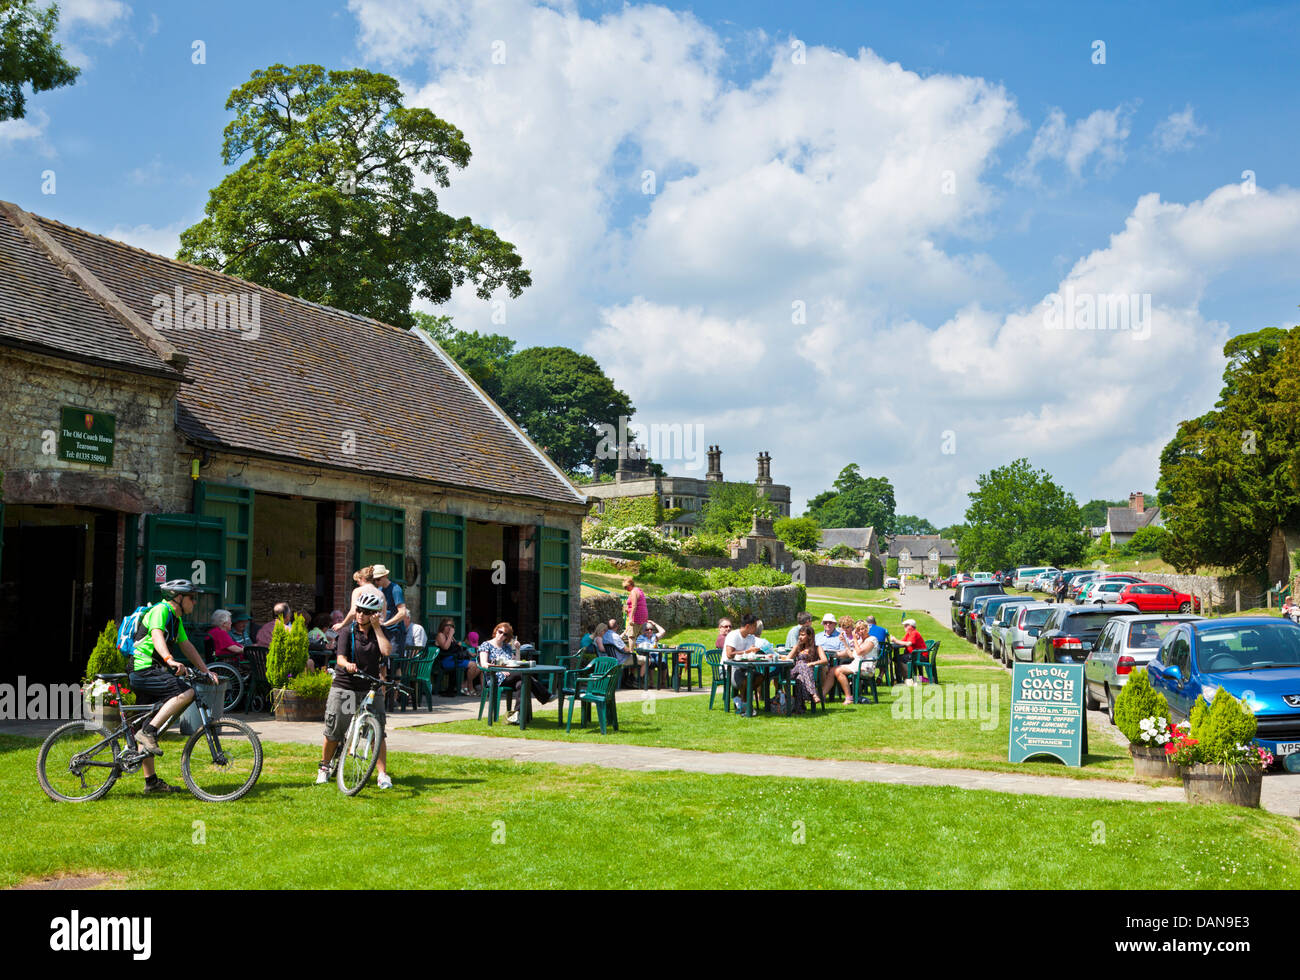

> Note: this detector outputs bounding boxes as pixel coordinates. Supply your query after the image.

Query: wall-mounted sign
[155,564,168,584]
[1009,662,1085,767]
[57,406,115,466]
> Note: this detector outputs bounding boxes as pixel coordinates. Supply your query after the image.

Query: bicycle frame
[77,679,223,776]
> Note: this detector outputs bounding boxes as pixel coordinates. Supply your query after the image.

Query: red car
[1116,583,1201,613]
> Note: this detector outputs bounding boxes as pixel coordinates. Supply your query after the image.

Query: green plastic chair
[407,652,437,710]
[704,650,729,709]
[430,644,466,697]
[565,658,621,734]
[905,641,941,683]
[675,643,706,691]
[478,661,515,723]
[850,657,881,704]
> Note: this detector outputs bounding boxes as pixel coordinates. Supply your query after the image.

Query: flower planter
[1129,743,1178,779]
[1182,763,1263,807]
[273,689,326,723]
[84,703,121,729]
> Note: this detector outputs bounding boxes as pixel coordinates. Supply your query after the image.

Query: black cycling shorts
[128,667,189,705]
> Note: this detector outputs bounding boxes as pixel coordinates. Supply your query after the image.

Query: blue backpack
[117,605,151,658]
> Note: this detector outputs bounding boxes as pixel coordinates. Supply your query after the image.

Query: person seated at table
[434,618,480,696]
[715,617,733,649]
[829,620,880,704]
[208,609,244,660]
[782,624,826,713]
[723,615,762,713]
[814,613,845,697]
[752,620,775,654]
[598,620,644,686]
[229,608,254,647]
[306,612,337,669]
[634,619,668,683]
[785,611,812,649]
[864,615,891,681]
[1282,597,1299,623]
[256,602,294,647]
[478,622,548,724]
[891,618,929,685]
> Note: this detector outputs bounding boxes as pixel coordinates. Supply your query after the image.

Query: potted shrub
[1173,689,1268,807]
[279,668,331,723]
[81,620,135,726]
[268,615,314,721]
[1112,668,1176,778]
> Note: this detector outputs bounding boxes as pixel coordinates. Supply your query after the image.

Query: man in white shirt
[814,612,843,654]
[785,611,812,649]
[723,614,761,713]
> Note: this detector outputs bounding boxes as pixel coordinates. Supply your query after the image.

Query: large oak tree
[178,64,530,328]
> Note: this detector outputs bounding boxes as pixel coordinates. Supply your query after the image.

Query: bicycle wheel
[337,712,381,796]
[37,721,121,802]
[180,718,263,802]
[207,662,244,712]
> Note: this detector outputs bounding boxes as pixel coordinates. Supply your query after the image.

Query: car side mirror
[1166,664,1182,684]
[1027,627,1040,637]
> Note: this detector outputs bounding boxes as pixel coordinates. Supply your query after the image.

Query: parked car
[1067,572,1101,601]
[951,581,1007,639]
[972,571,994,582]
[1031,603,1141,664]
[884,577,900,589]
[1116,583,1201,614]
[1013,566,1055,590]
[997,601,1055,665]
[979,595,1038,654]
[1076,574,1142,603]
[1146,617,1300,764]
[1031,569,1063,592]
[968,593,1009,650]
[1084,614,1203,723]
[1084,580,1137,605]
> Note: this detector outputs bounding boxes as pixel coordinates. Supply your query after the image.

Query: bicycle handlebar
[348,669,411,695]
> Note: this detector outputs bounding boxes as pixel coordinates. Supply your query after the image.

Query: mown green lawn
[5,735,1296,889]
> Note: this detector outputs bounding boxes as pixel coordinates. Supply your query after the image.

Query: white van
[1013,566,1053,590]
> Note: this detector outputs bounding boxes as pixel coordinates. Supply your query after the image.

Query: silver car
[997,601,1055,666]
[986,597,1038,658]
[1084,614,1205,723]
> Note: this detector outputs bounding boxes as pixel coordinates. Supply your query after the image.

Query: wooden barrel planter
[84,703,121,729]
[273,689,326,723]
[1129,743,1177,779]
[1182,763,1263,807]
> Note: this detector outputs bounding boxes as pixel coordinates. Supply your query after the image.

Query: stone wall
[804,562,878,590]
[580,583,804,633]
[1130,572,1263,612]
[582,547,878,587]
[250,582,317,625]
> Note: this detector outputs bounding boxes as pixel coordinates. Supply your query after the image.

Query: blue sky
[5,0,1299,525]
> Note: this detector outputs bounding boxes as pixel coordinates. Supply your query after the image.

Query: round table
[482,663,566,730]
[724,656,796,717]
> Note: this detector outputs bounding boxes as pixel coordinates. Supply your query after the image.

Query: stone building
[585,446,792,537]
[882,534,958,578]
[0,201,588,683]
[1104,492,1162,547]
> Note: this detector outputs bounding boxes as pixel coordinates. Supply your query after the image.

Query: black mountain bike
[37,668,264,802]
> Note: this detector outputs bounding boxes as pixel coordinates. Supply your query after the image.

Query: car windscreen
[1196,624,1300,670]
[1021,608,1052,627]
[1126,620,1187,649]
[1062,610,1126,634]
[961,585,1004,603]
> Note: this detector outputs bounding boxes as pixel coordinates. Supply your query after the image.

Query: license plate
[1276,742,1300,756]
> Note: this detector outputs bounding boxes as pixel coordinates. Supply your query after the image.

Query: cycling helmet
[160,579,197,597]
[355,592,383,613]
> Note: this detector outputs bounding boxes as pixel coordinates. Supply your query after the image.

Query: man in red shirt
[893,618,929,685]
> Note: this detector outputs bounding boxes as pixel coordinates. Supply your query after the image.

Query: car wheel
[1085,678,1100,710]
[1105,686,1115,726]
[1179,602,1191,613]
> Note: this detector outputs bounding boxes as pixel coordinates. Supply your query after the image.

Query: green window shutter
[356,503,406,583]
[538,525,570,662]
[142,513,226,632]
[195,481,254,612]
[421,511,465,636]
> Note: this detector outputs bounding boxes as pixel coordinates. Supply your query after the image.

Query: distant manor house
[584,446,791,537]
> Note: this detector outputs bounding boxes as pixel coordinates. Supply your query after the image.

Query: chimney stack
[1132,491,1144,513]
[706,445,723,482]
[756,451,772,487]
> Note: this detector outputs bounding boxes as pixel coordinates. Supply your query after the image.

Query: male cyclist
[127,579,219,794]
[318,591,394,788]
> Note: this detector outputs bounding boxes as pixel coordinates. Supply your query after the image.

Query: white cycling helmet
[355,593,383,613]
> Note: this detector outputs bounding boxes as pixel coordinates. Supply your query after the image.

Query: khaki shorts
[323,686,386,742]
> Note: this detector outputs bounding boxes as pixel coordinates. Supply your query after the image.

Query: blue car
[1146,616,1300,764]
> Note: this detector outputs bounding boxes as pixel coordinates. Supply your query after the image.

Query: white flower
[1140,730,1152,742]
[1139,718,1154,732]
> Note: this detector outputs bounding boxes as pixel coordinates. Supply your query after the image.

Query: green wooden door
[356,503,406,583]
[195,481,254,613]
[142,513,226,632]
[538,525,571,662]
[421,512,465,636]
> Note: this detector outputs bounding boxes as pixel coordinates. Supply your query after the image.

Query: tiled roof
[886,534,958,559]
[0,204,179,377]
[1106,506,1161,534]
[819,527,875,551]
[8,203,585,507]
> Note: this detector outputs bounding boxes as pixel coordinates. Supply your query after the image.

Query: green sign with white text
[57,406,115,466]
[1009,662,1085,767]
